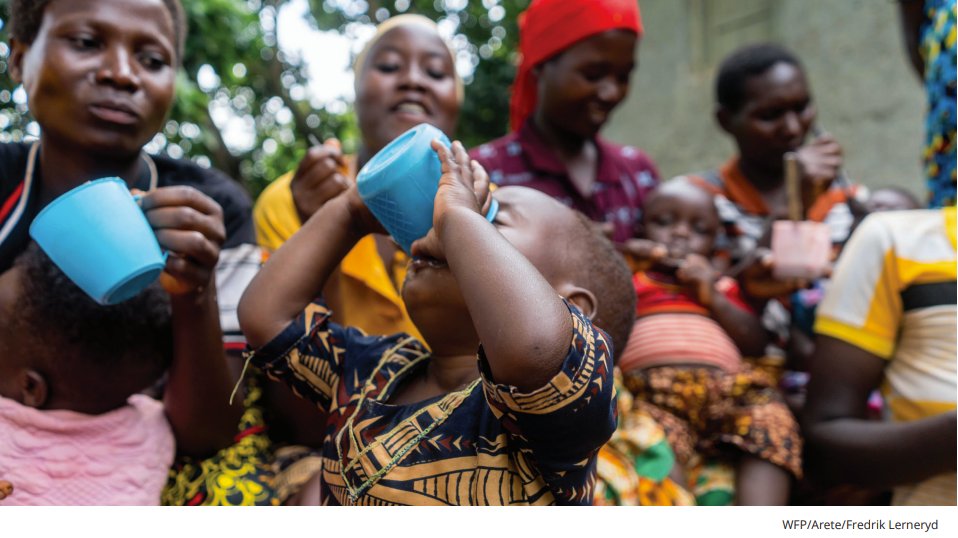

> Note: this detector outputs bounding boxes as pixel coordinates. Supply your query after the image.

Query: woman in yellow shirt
[252,18,463,500]
[253,14,463,341]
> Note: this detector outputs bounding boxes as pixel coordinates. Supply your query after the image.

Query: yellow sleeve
[252,172,301,253]
[814,213,901,359]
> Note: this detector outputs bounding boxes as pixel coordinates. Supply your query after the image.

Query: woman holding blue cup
[250,17,464,497]
[0,0,270,505]
[253,14,463,344]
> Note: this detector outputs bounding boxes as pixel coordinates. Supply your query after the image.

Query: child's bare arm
[707,289,768,357]
[140,186,241,457]
[411,142,572,392]
[677,254,768,357]
[239,186,383,349]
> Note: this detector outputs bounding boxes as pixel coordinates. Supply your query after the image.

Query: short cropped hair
[11,244,173,408]
[564,212,636,361]
[715,43,803,113]
[6,0,186,64]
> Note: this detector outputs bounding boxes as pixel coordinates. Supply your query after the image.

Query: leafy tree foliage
[0,0,525,196]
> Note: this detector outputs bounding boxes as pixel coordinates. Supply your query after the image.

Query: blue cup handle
[484,198,499,223]
[133,192,169,263]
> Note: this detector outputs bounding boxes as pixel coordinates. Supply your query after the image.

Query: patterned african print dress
[162,376,280,506]
[244,299,617,505]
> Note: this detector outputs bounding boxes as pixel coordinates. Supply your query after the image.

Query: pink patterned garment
[0,394,174,505]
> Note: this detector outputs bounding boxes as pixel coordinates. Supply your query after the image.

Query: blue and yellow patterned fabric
[245,299,616,505]
[920,0,957,207]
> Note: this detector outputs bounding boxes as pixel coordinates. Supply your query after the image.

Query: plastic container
[356,123,451,253]
[771,220,831,280]
[29,177,166,305]
[770,151,831,280]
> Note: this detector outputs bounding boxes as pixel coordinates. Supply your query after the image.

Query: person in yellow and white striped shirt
[803,206,956,505]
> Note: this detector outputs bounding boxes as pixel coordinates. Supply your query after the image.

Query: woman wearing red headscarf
[469,0,658,247]
[471,1,744,506]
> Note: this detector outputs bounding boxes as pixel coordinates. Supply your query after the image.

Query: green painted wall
[603,0,927,199]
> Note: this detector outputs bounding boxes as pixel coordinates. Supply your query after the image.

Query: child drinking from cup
[617,179,802,505]
[0,244,176,505]
[238,141,634,505]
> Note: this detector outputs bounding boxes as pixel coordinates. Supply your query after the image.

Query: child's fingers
[471,160,490,192]
[449,140,472,186]
[452,140,470,168]
[431,139,457,172]
[433,139,479,194]
[433,140,469,192]
[448,141,474,188]
[472,161,493,215]
[410,228,445,261]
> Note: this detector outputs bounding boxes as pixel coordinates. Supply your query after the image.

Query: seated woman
[0,0,275,506]
[674,43,865,379]
[683,43,856,269]
[469,0,659,246]
[0,0,261,348]
[470,0,722,507]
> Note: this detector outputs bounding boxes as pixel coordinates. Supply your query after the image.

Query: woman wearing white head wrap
[350,14,462,172]
[255,15,462,254]
[352,15,464,102]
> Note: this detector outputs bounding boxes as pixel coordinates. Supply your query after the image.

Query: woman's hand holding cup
[137,186,225,296]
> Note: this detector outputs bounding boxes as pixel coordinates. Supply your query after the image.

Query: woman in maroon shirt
[469,0,659,247]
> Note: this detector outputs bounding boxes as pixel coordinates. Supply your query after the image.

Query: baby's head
[640,179,721,260]
[0,244,172,413]
[402,186,636,357]
[865,187,921,213]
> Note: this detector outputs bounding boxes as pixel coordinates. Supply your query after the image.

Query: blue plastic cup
[29,177,166,305]
[356,123,451,254]
[356,123,499,254]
